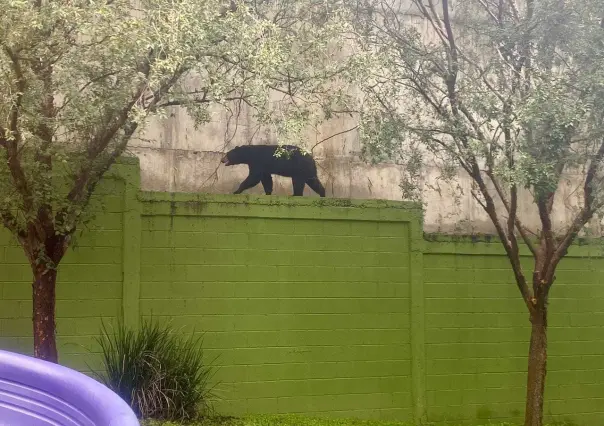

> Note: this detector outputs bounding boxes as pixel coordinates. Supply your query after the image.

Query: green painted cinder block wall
[422,241,604,425]
[137,191,422,421]
[1,158,603,425]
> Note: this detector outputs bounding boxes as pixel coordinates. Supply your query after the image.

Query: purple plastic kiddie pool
[0,349,139,426]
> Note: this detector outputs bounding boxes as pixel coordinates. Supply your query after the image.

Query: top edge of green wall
[138,191,424,212]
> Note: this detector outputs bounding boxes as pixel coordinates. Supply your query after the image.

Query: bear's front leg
[291,177,305,196]
[234,172,262,194]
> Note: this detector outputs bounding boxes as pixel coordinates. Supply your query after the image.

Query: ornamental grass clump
[94,318,214,421]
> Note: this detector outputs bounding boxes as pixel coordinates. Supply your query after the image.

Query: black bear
[221,144,326,197]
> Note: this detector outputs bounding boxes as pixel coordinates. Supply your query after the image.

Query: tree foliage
[0,0,362,248]
[357,0,604,243]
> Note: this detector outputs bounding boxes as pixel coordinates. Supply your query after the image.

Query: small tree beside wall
[350,1,604,425]
[0,0,363,363]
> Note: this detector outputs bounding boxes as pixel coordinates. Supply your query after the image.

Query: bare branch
[3,46,34,213]
[544,139,604,283]
[66,63,188,215]
[507,0,520,21]
[583,140,604,211]
[441,0,459,109]
[470,188,488,211]
[470,163,533,309]
[535,161,566,279]
[85,121,139,200]
[156,94,250,109]
[56,71,120,115]
[484,209,534,309]
[535,193,555,285]
[311,125,359,152]
[507,183,522,259]
[411,0,449,48]
[476,0,500,23]
[487,171,537,256]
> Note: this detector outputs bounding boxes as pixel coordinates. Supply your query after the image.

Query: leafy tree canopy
[0,0,365,262]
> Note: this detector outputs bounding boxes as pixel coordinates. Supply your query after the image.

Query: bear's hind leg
[306,177,326,197]
[261,174,273,195]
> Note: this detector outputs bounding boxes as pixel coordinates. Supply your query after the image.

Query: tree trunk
[524,304,548,426]
[32,267,58,363]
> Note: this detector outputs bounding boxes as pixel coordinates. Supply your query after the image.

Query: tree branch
[476,0,500,24]
[155,94,250,108]
[82,121,140,210]
[471,162,533,310]
[56,71,120,115]
[62,65,188,232]
[3,46,34,213]
[311,125,359,152]
[441,0,459,111]
[411,0,449,48]
[487,172,537,255]
[507,0,520,22]
[508,183,519,239]
[544,139,604,283]
[0,209,25,238]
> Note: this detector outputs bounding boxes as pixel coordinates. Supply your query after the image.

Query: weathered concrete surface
[127,3,602,236]
[129,104,601,236]
[130,103,404,201]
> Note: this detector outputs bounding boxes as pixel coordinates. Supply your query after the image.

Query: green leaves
[352,0,604,214]
[0,0,362,246]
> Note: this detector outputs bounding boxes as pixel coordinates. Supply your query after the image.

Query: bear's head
[221,146,247,166]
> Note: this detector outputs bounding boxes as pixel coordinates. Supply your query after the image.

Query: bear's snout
[221,155,231,166]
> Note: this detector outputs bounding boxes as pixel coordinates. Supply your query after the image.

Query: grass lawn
[142,414,561,426]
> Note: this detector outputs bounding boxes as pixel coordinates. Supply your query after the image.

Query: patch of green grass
[141,413,552,426]
[143,415,412,426]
